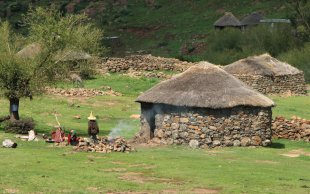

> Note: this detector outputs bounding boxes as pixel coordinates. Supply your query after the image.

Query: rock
[28,130,36,141]
[189,140,199,149]
[212,140,221,146]
[2,139,17,148]
[209,126,217,130]
[262,139,271,146]
[180,118,189,123]
[154,129,164,138]
[241,137,251,146]
[171,123,179,130]
[251,136,262,146]
[233,140,241,147]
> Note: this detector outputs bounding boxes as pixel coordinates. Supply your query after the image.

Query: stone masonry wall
[142,105,272,148]
[234,73,306,95]
[99,54,194,73]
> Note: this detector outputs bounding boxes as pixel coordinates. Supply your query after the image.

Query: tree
[0,6,104,121]
[287,0,310,41]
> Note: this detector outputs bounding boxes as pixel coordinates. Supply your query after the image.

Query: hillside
[0,0,288,55]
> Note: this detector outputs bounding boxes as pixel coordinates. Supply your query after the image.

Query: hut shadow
[268,142,285,149]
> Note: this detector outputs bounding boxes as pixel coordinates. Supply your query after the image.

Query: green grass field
[0,75,309,194]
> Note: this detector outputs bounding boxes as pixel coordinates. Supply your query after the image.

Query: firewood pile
[272,116,310,142]
[45,87,122,97]
[73,136,135,153]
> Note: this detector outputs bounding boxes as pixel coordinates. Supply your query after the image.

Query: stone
[2,139,17,148]
[172,131,179,139]
[233,140,241,147]
[180,118,189,123]
[251,136,262,146]
[212,140,221,146]
[180,132,188,138]
[171,123,179,130]
[209,126,217,130]
[154,129,164,138]
[189,140,199,149]
[241,137,251,146]
[166,138,174,145]
[28,130,36,141]
[262,139,271,146]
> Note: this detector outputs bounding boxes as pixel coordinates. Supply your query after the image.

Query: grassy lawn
[0,75,309,193]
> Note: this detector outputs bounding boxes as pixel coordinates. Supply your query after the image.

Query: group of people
[51,111,100,145]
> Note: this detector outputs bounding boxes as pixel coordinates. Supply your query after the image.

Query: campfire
[73,136,135,153]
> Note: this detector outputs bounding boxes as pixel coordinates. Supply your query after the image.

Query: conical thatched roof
[223,54,302,76]
[241,12,264,25]
[16,43,41,59]
[214,12,242,27]
[55,51,92,62]
[136,62,274,109]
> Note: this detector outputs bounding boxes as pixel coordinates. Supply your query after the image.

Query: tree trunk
[9,98,20,121]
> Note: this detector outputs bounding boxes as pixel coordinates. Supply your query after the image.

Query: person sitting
[88,112,99,143]
[68,130,79,146]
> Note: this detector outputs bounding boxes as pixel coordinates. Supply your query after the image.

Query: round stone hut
[214,12,242,29]
[223,54,307,95]
[135,62,275,148]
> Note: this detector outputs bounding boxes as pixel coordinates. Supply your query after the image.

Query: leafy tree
[0,6,103,121]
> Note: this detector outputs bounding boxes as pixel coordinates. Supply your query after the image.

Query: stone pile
[45,87,122,97]
[74,136,135,153]
[124,70,172,79]
[99,54,193,73]
[272,116,310,142]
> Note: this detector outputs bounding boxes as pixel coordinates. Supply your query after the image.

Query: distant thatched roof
[16,43,41,59]
[214,12,242,27]
[241,12,264,26]
[55,51,92,62]
[17,43,91,62]
[223,54,302,76]
[136,62,274,108]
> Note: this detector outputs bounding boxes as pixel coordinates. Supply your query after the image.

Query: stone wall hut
[241,12,264,26]
[214,12,242,29]
[135,62,275,148]
[223,54,307,95]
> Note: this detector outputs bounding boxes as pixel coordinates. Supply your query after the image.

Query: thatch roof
[241,12,264,26]
[223,54,302,76]
[16,43,41,59]
[55,51,92,62]
[214,12,242,27]
[136,62,274,109]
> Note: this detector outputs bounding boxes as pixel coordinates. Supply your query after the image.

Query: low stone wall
[138,104,272,148]
[272,116,310,142]
[45,87,122,97]
[233,73,307,95]
[99,54,194,73]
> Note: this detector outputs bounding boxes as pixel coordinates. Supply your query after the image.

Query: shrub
[279,43,310,83]
[4,117,35,134]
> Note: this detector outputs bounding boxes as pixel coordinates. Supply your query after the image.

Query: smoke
[108,121,135,139]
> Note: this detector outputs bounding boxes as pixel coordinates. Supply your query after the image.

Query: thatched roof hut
[16,43,41,59]
[136,62,274,108]
[223,54,301,76]
[223,54,306,95]
[135,62,274,147]
[241,12,264,26]
[214,12,242,29]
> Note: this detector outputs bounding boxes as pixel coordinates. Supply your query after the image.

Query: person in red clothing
[68,130,79,146]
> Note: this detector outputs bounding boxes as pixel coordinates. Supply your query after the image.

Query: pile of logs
[73,136,135,153]
[272,116,310,142]
[45,87,122,97]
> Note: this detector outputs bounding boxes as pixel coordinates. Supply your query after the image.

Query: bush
[4,118,35,134]
[279,43,310,83]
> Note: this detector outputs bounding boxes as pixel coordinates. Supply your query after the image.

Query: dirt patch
[255,160,279,164]
[281,149,310,158]
[4,188,19,193]
[130,114,140,119]
[111,161,128,165]
[161,188,219,194]
[107,192,147,194]
[87,187,100,192]
[119,172,180,184]
[128,163,156,169]
[103,168,127,172]
[121,26,161,38]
